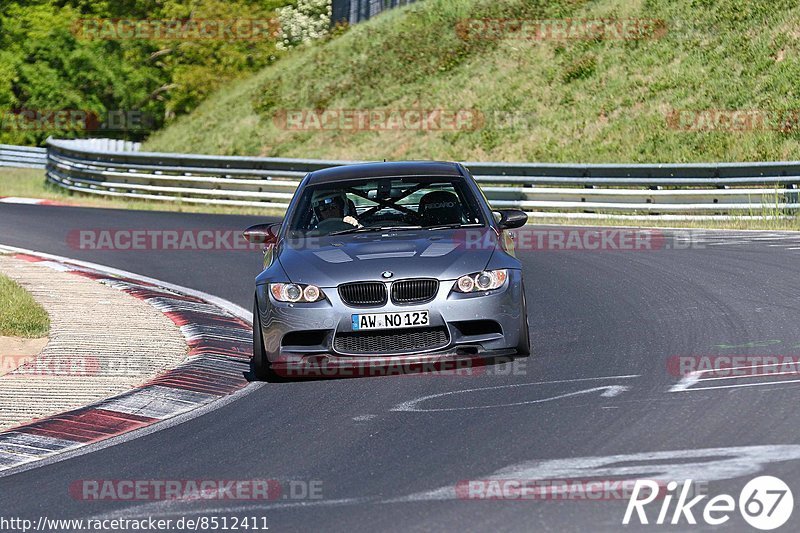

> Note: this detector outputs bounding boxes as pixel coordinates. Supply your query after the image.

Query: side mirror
[243,222,281,244]
[494,209,527,230]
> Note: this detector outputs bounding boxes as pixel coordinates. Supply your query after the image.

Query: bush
[276,0,333,50]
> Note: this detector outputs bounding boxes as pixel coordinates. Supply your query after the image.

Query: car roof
[305,161,464,185]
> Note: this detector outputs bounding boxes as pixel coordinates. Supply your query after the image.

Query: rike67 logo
[624,476,793,530]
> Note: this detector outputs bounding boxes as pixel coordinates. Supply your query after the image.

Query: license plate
[352,310,429,331]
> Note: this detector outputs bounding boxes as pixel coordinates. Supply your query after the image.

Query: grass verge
[0,272,49,338]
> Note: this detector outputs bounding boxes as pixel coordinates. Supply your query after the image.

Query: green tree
[0,0,291,145]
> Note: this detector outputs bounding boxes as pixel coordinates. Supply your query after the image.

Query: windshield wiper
[328,225,422,236]
[424,223,484,231]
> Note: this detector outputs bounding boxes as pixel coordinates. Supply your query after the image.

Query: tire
[516,284,531,357]
[252,296,279,380]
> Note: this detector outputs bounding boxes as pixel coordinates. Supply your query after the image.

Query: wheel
[252,296,279,380]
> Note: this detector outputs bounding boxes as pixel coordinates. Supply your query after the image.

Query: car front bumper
[255,269,527,365]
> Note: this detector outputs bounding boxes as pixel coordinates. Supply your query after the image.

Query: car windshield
[288,176,486,237]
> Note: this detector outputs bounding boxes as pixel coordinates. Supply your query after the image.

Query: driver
[311,190,362,228]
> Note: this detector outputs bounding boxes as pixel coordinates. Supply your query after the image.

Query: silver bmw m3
[244,161,530,379]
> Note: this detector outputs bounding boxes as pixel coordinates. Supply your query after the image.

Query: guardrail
[4,138,795,219]
[0,144,47,169]
[56,138,142,153]
[332,0,419,26]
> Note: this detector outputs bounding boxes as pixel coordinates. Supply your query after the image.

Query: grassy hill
[144,0,800,163]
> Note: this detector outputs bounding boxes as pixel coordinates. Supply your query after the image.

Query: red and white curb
[0,247,253,472]
[0,196,66,206]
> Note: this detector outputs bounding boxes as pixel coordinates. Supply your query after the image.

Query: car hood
[277,228,497,287]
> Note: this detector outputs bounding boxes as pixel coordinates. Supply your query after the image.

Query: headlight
[453,270,507,293]
[270,283,325,302]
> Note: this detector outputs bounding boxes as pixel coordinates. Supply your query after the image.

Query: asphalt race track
[2,203,800,531]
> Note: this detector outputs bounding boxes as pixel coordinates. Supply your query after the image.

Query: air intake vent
[339,282,387,307]
[391,279,439,304]
[334,327,449,355]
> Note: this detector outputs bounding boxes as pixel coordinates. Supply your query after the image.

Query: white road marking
[669,371,701,392]
[87,497,374,522]
[670,362,800,392]
[391,375,638,412]
[353,415,376,422]
[79,445,800,519]
[678,378,800,392]
[0,197,47,204]
[390,445,800,503]
[697,367,800,382]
